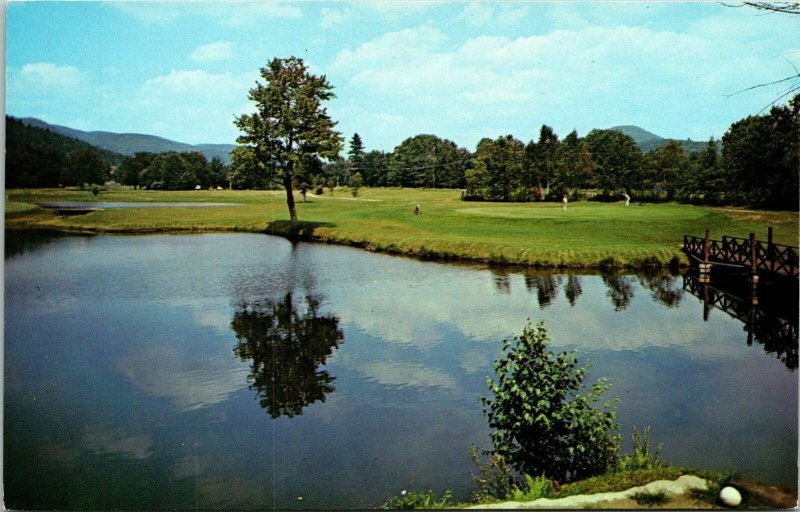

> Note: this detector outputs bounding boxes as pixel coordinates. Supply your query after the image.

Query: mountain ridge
[609,125,710,154]
[19,117,236,163]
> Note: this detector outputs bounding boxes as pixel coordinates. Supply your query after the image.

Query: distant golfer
[623,191,631,207]
[562,195,568,212]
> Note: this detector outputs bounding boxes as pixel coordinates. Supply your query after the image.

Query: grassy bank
[383,466,793,509]
[6,187,798,268]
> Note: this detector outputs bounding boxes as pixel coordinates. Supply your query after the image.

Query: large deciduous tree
[721,95,799,209]
[585,129,643,194]
[388,134,469,188]
[642,141,688,198]
[466,135,526,201]
[235,57,342,224]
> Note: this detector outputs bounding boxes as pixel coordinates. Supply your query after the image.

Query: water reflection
[523,272,563,309]
[637,271,684,308]
[564,275,583,307]
[231,293,344,418]
[601,273,635,311]
[5,230,74,259]
[683,274,798,370]
[490,268,511,294]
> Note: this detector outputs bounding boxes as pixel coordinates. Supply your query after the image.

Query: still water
[4,232,797,509]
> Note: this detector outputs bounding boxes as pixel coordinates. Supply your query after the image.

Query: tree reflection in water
[637,271,684,308]
[523,273,563,309]
[564,275,583,307]
[601,273,635,311]
[231,293,344,418]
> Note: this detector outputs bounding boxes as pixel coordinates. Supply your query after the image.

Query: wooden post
[704,226,710,262]
[767,226,774,272]
[749,232,759,292]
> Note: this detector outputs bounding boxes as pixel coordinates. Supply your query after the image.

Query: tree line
[231,80,798,211]
[7,64,797,212]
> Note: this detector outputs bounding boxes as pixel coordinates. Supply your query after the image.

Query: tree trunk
[283,175,297,224]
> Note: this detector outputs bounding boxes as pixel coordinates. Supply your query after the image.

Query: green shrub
[483,321,620,483]
[509,474,554,502]
[620,426,663,472]
[351,172,363,197]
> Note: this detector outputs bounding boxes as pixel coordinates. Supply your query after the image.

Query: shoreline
[6,188,797,271]
[5,220,687,271]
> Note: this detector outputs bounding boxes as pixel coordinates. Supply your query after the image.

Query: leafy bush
[620,426,663,472]
[509,474,554,502]
[483,321,620,483]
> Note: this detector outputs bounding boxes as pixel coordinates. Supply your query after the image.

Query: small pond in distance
[4,232,797,509]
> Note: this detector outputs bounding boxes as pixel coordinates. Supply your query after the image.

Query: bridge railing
[683,229,798,277]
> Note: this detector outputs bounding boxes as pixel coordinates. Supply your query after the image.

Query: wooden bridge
[683,226,798,278]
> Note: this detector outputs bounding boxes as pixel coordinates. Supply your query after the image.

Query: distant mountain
[609,125,711,154]
[6,115,125,188]
[19,117,236,163]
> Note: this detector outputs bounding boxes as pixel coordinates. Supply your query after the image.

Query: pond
[4,232,797,509]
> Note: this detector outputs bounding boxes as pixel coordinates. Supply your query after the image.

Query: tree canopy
[235,56,342,224]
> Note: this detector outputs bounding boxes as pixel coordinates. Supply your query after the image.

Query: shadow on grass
[264,220,335,241]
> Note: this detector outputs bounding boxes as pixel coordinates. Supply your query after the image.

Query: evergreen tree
[348,133,365,180]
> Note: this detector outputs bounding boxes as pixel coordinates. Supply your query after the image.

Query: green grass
[631,490,668,506]
[6,187,798,268]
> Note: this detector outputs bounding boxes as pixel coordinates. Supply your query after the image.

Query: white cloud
[327,22,792,145]
[358,362,458,391]
[320,7,355,28]
[136,68,256,143]
[190,41,236,62]
[117,341,250,411]
[10,62,84,91]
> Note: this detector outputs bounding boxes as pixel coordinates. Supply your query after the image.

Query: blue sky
[6,1,798,152]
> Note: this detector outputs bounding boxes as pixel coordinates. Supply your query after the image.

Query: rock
[719,486,742,508]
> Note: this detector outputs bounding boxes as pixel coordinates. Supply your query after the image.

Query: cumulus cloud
[190,41,236,62]
[9,62,84,91]
[327,22,791,144]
